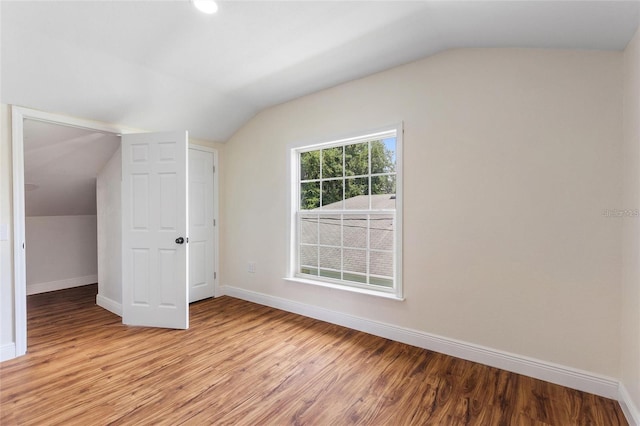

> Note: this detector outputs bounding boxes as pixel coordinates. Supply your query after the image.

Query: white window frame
[287,123,403,300]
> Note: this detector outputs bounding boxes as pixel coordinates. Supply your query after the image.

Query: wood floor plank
[0,284,628,425]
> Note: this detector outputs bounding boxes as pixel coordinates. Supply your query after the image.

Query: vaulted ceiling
[23,120,120,216]
[2,1,639,142]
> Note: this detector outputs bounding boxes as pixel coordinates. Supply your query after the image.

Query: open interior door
[121,131,189,329]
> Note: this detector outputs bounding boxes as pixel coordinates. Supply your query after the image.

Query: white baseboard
[96,294,122,317]
[619,383,640,426]
[220,285,619,400]
[0,342,16,362]
[27,275,98,295]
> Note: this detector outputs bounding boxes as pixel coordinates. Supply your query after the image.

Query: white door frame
[188,144,220,299]
[11,106,129,357]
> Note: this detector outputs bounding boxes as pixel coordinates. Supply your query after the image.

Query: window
[290,125,402,299]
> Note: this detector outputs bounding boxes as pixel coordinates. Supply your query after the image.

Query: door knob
[175,237,185,244]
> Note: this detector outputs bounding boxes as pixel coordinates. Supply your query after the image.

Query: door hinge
[213,165,216,173]
[214,272,217,280]
[213,219,216,226]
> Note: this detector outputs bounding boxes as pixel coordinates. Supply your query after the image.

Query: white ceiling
[23,119,120,216]
[2,1,638,142]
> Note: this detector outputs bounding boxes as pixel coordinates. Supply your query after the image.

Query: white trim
[26,275,98,295]
[296,129,397,153]
[287,122,406,153]
[12,107,27,357]
[619,383,640,426]
[189,144,220,299]
[213,146,220,298]
[284,277,404,300]
[394,123,403,297]
[11,106,128,359]
[287,146,297,279]
[0,343,16,362]
[220,284,620,400]
[96,294,123,317]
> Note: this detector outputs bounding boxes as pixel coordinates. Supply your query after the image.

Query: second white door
[189,147,215,302]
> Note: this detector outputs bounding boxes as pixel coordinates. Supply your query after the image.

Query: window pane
[369,276,393,288]
[343,272,367,284]
[322,180,343,209]
[345,143,368,176]
[300,150,320,180]
[320,269,342,280]
[301,267,318,276]
[301,182,320,210]
[319,246,341,270]
[344,177,369,210]
[343,248,366,274]
[371,175,396,210]
[370,251,393,278]
[322,146,343,178]
[300,245,318,267]
[370,215,394,251]
[300,215,318,244]
[319,215,341,246]
[343,215,367,248]
[371,139,396,174]
[371,174,396,195]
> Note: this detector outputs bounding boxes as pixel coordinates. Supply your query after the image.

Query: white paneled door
[122,131,189,329]
[188,147,215,303]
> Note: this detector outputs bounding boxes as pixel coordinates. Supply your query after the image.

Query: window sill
[284,277,405,301]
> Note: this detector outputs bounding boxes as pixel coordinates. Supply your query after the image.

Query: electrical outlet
[248,262,256,273]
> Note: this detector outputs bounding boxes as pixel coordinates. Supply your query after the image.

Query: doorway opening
[13,108,123,357]
[11,106,219,358]
[23,119,120,299]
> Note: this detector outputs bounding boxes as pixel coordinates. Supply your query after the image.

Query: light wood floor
[0,285,627,425]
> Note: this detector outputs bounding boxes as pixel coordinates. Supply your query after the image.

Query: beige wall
[223,48,624,377]
[97,148,122,306]
[622,28,640,414]
[25,215,98,292]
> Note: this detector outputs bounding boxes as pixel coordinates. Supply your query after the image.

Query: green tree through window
[300,140,395,210]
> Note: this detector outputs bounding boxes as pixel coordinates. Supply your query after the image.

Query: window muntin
[293,129,401,295]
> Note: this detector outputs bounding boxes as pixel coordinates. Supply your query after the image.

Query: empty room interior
[1,1,640,425]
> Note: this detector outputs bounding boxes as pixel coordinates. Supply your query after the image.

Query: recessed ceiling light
[192,0,218,14]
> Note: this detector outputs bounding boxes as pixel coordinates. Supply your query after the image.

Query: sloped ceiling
[2,1,639,142]
[24,120,120,217]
